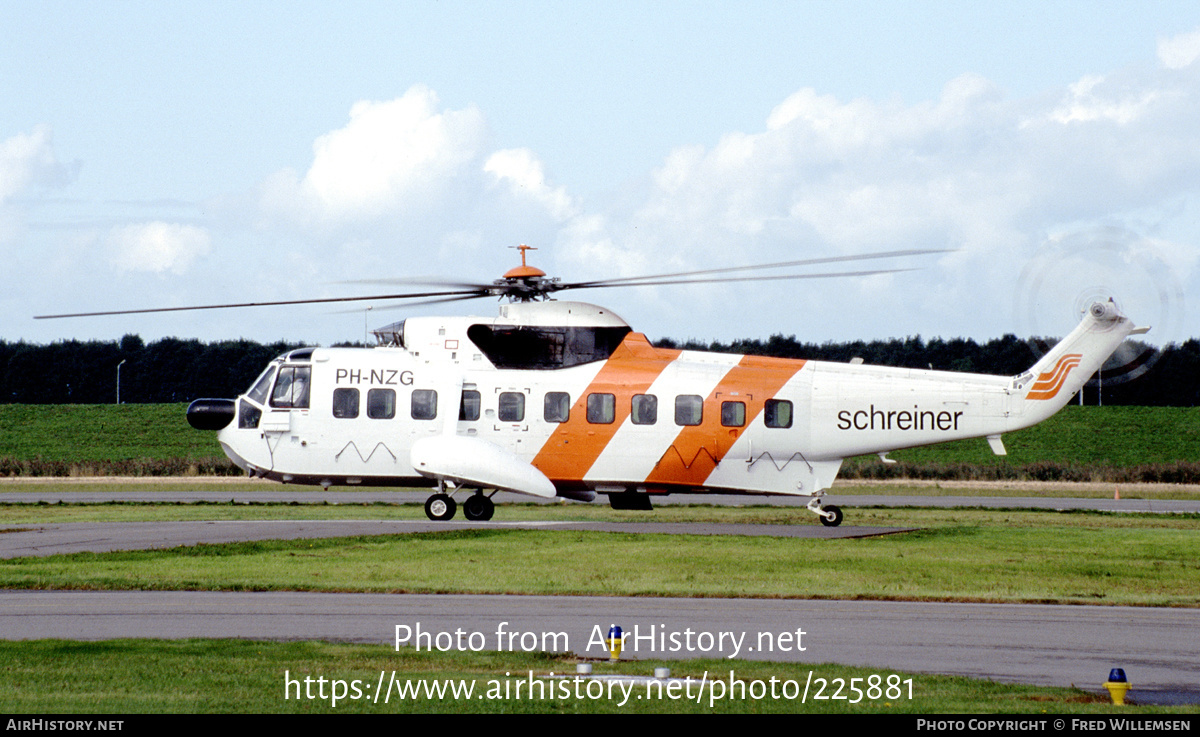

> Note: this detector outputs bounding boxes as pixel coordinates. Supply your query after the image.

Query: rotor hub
[502,264,547,279]
[494,244,558,301]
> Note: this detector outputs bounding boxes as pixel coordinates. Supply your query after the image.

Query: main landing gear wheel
[425,493,457,521]
[463,493,495,522]
[819,505,843,527]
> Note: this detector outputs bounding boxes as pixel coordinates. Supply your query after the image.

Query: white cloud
[106,222,211,274]
[250,86,580,284]
[0,125,78,246]
[1048,74,1163,125]
[0,125,76,202]
[1158,28,1200,69]
[484,148,577,221]
[261,85,488,224]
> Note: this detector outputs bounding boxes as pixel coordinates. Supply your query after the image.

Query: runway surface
[3,590,1197,705]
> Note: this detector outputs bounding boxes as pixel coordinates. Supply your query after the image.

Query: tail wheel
[819,505,843,527]
[425,493,457,521]
[463,494,494,521]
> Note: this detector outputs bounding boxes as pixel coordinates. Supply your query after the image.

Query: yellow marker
[606,625,623,661]
[1104,668,1130,705]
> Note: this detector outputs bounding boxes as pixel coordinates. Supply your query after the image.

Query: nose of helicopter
[187,398,236,430]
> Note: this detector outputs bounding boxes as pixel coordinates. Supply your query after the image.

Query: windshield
[245,366,277,405]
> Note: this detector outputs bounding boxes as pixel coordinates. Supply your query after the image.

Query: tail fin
[1011,300,1145,427]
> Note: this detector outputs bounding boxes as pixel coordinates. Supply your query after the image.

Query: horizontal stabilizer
[410,436,557,498]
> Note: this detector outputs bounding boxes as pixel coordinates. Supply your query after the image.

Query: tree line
[1,332,1198,406]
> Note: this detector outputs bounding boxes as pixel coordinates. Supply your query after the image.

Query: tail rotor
[1015,227,1183,387]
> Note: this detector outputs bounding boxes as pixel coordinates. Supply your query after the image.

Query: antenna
[510,243,537,268]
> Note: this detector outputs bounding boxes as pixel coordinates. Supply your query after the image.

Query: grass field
[4,639,1168,714]
[0,404,214,462]
[3,404,1200,480]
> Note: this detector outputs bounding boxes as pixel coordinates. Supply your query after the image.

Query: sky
[3,1,1200,352]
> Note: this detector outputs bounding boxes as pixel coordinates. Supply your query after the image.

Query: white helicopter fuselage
[198,298,1141,517]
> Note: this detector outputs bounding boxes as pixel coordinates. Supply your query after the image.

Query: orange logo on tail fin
[1026,354,1083,400]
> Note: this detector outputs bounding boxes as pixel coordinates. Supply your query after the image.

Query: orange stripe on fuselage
[531,332,680,488]
[645,354,805,488]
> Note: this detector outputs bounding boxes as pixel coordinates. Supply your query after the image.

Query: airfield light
[607,625,623,661]
[1103,668,1130,705]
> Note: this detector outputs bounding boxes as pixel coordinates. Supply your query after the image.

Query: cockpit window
[270,366,311,409]
[246,366,276,405]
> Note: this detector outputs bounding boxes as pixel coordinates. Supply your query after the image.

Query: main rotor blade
[330,293,491,314]
[34,288,490,320]
[334,277,497,290]
[557,248,949,291]
[562,267,913,290]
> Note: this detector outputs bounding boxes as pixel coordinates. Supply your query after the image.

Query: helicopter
[38,245,1146,525]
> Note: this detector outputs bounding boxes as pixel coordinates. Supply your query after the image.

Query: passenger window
[332,388,359,419]
[498,392,525,422]
[721,401,746,427]
[631,394,657,425]
[587,393,615,424]
[411,389,438,420]
[270,366,311,409]
[459,390,481,421]
[367,388,396,419]
[765,399,793,428]
[544,392,570,423]
[675,395,703,426]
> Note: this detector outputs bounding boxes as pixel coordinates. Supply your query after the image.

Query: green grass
[1,639,1178,714]
[3,506,1197,606]
[865,406,1200,467]
[0,404,212,462]
[3,404,1200,480]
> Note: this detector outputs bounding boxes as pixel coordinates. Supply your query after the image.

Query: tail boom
[1009,300,1143,429]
